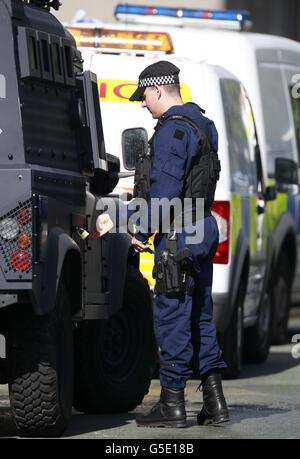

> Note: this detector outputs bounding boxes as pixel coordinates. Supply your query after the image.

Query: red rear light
[211,201,230,264]
[11,250,31,272]
[17,209,31,225]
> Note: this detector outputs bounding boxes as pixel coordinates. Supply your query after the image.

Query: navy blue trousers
[153,216,226,389]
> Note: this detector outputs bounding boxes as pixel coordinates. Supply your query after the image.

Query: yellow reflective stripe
[261,210,268,255]
[249,195,258,256]
[230,194,242,256]
[139,238,156,287]
[97,79,192,104]
[267,192,288,232]
[246,110,254,140]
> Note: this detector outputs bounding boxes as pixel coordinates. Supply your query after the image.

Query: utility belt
[152,230,194,297]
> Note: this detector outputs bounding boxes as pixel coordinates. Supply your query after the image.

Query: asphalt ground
[0,307,299,440]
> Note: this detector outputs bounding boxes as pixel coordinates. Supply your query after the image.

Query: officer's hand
[131,236,150,253]
[88,213,114,239]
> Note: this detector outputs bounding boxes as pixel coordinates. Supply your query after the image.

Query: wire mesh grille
[0,199,32,276]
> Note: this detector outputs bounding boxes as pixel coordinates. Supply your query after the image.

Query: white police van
[65,4,300,377]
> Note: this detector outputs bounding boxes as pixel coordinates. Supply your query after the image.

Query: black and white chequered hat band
[138,74,178,88]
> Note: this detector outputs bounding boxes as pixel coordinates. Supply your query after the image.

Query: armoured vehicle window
[64,45,73,78]
[29,36,38,70]
[52,43,62,76]
[41,39,50,73]
[0,74,5,99]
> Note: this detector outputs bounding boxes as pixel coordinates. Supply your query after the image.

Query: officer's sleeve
[133,122,188,242]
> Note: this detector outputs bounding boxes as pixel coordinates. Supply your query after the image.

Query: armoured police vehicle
[0,0,156,437]
[64,3,300,379]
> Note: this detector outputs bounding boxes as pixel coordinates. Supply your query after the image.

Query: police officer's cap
[129,61,180,102]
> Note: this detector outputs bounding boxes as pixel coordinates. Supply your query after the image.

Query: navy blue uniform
[134,102,226,389]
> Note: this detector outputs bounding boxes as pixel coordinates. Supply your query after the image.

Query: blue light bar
[76,18,101,23]
[115,4,251,26]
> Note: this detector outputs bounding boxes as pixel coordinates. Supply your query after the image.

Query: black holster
[153,245,193,297]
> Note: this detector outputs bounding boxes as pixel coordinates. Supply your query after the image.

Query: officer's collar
[155,107,177,130]
[155,103,205,131]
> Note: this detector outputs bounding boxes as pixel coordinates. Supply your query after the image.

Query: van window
[220,79,257,194]
[258,63,294,176]
[289,87,300,162]
[244,92,264,195]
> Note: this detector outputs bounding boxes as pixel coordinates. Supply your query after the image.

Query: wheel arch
[34,226,82,315]
[225,229,249,331]
[61,248,82,316]
[278,231,297,285]
[271,211,297,283]
[106,232,135,316]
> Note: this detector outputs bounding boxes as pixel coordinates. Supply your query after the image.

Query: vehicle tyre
[7,279,73,437]
[271,252,291,345]
[218,282,245,379]
[243,285,272,363]
[73,265,157,413]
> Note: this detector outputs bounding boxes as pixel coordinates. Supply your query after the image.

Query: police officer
[93,61,229,428]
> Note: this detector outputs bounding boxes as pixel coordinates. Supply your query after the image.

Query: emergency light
[115,4,252,30]
[66,26,173,53]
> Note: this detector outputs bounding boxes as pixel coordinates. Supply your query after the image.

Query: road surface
[0,307,299,439]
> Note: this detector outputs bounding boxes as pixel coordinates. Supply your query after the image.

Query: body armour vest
[133,114,221,212]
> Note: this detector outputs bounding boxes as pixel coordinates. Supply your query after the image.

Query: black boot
[136,387,187,428]
[197,372,229,425]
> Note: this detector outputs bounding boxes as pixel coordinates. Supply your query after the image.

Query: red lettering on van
[113,83,136,100]
[99,82,107,98]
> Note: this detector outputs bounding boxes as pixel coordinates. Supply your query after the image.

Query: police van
[65,4,300,377]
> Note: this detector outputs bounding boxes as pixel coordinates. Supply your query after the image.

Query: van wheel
[7,279,73,437]
[73,265,157,413]
[218,282,245,379]
[243,286,272,363]
[271,252,291,344]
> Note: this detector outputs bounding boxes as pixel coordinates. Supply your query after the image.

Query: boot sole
[197,413,230,426]
[136,419,187,428]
